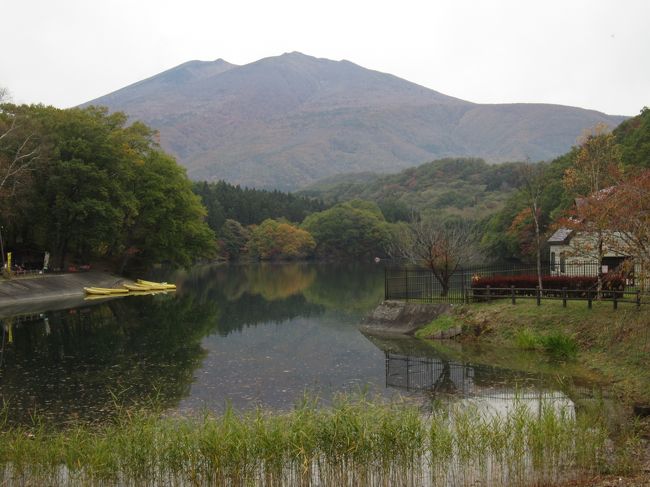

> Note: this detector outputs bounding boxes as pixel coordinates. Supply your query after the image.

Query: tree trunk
[597,234,604,299]
[535,224,543,292]
[533,204,543,291]
[118,253,131,275]
[440,281,449,297]
[58,239,68,271]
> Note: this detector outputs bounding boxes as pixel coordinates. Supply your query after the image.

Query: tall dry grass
[0,395,607,486]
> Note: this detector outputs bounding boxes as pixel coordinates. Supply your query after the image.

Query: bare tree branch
[519,161,545,290]
[0,105,42,207]
[389,216,479,296]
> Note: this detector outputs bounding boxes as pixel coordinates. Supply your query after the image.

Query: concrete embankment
[359,300,451,336]
[0,272,131,317]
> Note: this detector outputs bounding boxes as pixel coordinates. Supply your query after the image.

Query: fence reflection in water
[384,351,582,412]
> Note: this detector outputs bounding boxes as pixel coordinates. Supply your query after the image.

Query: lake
[0,262,606,425]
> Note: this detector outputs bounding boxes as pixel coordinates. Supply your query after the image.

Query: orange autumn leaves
[248,219,316,260]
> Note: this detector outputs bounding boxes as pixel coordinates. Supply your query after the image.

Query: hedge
[471,274,625,298]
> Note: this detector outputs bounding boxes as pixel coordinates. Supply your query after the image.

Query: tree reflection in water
[0,294,218,424]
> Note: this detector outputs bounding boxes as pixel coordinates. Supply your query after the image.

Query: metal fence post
[384,266,388,300]
[536,286,541,306]
[405,268,409,302]
[588,290,593,309]
[637,290,641,310]
[511,285,515,305]
[613,292,618,310]
[460,269,465,299]
[486,285,491,303]
[562,287,567,308]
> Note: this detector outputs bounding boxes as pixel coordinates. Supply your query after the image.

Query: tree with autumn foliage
[564,122,622,196]
[594,170,650,287]
[561,123,623,294]
[614,171,650,285]
[248,219,315,260]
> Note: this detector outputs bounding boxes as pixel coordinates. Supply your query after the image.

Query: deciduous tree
[562,123,624,294]
[0,102,42,217]
[390,217,478,296]
[302,200,391,260]
[248,219,315,260]
[510,162,546,290]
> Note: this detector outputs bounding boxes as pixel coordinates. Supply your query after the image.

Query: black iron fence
[385,263,647,307]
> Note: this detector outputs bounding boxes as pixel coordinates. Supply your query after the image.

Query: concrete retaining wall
[359,300,451,336]
[0,272,130,317]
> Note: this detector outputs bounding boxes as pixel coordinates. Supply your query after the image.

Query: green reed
[0,395,609,486]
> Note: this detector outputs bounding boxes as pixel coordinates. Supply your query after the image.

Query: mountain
[84,52,628,190]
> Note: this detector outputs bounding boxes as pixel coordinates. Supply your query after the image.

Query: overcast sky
[1,0,648,115]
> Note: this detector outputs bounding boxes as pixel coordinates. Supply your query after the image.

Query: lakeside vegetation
[416,300,650,404]
[0,396,608,486]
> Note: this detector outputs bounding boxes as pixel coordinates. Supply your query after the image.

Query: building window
[560,252,566,274]
[551,251,556,271]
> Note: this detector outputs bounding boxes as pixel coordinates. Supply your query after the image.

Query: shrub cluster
[471,274,625,298]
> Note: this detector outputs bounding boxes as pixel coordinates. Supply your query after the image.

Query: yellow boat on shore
[92,287,129,294]
[84,287,112,295]
[123,283,155,291]
[84,287,131,295]
[136,279,177,290]
[85,281,176,296]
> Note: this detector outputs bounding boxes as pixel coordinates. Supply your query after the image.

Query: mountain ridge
[83,52,628,190]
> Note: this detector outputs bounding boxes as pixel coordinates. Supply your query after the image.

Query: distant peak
[276,52,322,63]
[281,51,309,57]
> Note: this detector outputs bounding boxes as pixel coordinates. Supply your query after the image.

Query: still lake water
[0,263,602,424]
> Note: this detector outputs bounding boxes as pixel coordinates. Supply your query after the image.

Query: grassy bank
[416,300,650,404]
[0,396,606,486]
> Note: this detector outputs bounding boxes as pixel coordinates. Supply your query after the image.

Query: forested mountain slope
[299,158,524,221]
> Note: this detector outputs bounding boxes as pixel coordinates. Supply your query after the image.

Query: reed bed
[0,396,607,486]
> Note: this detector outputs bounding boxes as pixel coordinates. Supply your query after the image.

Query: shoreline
[0,271,132,318]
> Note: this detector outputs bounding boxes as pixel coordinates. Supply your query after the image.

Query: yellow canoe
[123,283,154,291]
[137,279,177,290]
[84,287,112,295]
[91,287,129,294]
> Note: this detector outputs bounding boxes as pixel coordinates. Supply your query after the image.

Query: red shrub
[471,273,624,298]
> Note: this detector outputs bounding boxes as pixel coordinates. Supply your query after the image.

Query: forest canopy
[0,103,215,271]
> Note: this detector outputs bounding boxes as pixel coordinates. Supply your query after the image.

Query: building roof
[548,228,573,245]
